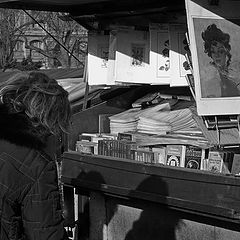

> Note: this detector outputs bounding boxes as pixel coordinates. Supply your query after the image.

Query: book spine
[98,140,103,155]
[180,145,186,167]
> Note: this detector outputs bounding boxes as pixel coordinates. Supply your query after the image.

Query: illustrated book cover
[184,145,205,170]
[165,145,186,167]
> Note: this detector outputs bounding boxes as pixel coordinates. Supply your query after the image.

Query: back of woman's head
[0,71,71,137]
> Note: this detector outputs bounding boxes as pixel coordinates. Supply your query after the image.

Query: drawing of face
[210,41,228,67]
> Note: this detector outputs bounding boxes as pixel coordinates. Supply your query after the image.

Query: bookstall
[1,0,240,239]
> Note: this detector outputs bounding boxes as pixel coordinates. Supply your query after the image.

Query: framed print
[113,29,151,84]
[185,0,240,115]
[87,31,110,85]
[149,23,170,84]
[169,24,192,87]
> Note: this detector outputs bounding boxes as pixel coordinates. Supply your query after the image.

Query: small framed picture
[185,0,240,115]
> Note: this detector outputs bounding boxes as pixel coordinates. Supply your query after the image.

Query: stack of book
[98,139,137,159]
[76,133,117,154]
[75,132,237,175]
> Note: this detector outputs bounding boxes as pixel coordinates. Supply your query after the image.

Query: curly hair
[202,24,231,66]
[0,71,71,137]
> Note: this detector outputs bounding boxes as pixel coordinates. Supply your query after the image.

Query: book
[207,150,224,173]
[221,152,234,174]
[151,146,166,164]
[79,133,116,142]
[131,149,155,163]
[79,133,95,142]
[132,92,162,108]
[117,132,137,142]
[231,153,240,175]
[75,141,97,154]
[165,145,186,167]
[109,107,140,134]
[98,139,137,159]
[79,133,116,154]
[184,145,205,170]
[99,114,113,134]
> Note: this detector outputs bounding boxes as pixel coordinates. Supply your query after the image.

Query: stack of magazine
[109,107,141,134]
[109,95,240,150]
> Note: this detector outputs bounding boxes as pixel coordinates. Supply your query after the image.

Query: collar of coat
[0,104,46,150]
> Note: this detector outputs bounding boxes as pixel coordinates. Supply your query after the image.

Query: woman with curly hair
[201,23,240,97]
[0,71,71,239]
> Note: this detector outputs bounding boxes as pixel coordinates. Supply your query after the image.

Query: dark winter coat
[0,104,68,240]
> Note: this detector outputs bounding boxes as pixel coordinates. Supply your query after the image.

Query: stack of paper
[137,116,172,135]
[132,132,209,149]
[136,102,197,134]
[109,107,141,134]
[109,99,207,147]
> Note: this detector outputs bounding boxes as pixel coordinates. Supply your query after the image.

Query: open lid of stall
[0,0,186,29]
[0,0,185,13]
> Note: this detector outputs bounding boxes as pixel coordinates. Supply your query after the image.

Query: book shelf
[62,85,240,240]
[62,151,240,222]
[61,151,240,240]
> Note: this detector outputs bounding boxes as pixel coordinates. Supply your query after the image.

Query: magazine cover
[185,0,240,115]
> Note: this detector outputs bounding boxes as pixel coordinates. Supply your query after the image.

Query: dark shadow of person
[124,175,182,240]
[73,170,118,240]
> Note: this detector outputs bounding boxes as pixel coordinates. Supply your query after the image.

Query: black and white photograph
[194,19,240,98]
[1,0,240,240]
[186,0,240,115]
